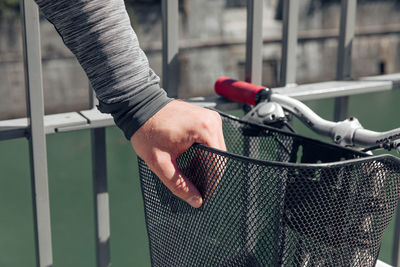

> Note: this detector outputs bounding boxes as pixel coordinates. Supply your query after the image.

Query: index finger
[148,151,203,208]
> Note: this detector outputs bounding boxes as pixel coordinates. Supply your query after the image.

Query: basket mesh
[138,112,400,267]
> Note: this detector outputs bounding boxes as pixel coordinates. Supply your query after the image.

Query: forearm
[34,0,171,138]
[34,0,227,208]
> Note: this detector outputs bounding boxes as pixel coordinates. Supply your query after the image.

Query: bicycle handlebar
[272,94,400,148]
[215,77,400,149]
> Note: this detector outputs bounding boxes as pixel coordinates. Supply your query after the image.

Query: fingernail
[187,196,203,208]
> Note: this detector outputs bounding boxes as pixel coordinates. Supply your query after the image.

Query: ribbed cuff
[97,85,172,139]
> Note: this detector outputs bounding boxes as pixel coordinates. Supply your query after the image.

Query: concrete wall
[0,14,89,120]
[1,0,400,120]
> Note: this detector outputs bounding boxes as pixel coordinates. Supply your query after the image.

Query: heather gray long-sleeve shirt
[34,0,172,139]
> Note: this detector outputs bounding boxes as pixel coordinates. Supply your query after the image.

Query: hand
[131,100,226,208]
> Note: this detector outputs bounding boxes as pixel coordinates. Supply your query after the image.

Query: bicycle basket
[138,112,400,267]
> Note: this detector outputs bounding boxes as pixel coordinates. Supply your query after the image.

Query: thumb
[149,151,203,208]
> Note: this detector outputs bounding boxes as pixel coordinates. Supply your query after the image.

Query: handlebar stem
[331,118,363,147]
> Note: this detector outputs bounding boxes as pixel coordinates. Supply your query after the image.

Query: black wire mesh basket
[138,112,400,267]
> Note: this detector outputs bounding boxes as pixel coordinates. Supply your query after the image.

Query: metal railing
[0,0,399,266]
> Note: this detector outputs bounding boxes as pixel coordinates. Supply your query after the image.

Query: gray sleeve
[34,0,172,139]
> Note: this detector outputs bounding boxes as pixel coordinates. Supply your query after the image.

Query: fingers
[190,111,227,202]
[149,151,203,208]
[130,101,227,208]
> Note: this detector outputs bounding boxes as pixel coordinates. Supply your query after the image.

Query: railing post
[393,201,400,266]
[334,0,357,121]
[20,0,53,266]
[162,0,179,98]
[280,0,299,86]
[245,0,263,84]
[243,0,264,261]
[89,89,111,267]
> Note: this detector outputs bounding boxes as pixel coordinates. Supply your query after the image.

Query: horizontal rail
[275,80,392,101]
[1,73,399,141]
[0,126,27,140]
[0,110,114,140]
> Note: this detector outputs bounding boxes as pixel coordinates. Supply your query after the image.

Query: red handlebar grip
[214,76,265,106]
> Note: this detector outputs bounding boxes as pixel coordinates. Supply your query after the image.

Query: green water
[0,128,150,267]
[0,90,399,266]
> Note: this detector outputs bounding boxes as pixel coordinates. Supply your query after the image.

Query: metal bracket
[331,117,363,147]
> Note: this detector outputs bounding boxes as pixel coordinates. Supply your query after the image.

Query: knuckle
[200,111,222,131]
[210,111,222,127]
[155,155,170,169]
[214,112,223,126]
[200,119,212,131]
[146,151,159,167]
[147,151,168,171]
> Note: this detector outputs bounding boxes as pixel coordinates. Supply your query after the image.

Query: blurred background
[0,0,400,266]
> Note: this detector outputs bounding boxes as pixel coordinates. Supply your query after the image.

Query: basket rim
[194,142,400,169]
[193,111,400,169]
[218,111,367,155]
